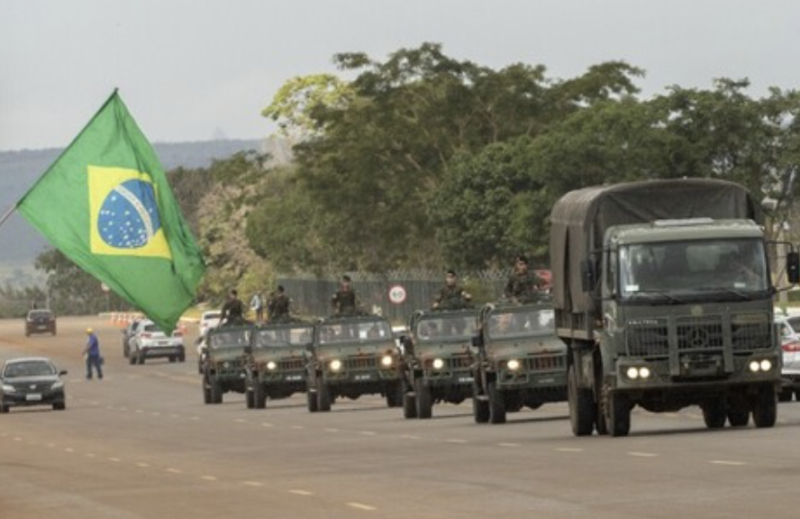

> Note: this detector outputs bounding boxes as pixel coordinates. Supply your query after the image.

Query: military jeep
[471,301,567,423]
[201,324,252,404]
[244,320,314,409]
[399,308,479,419]
[307,315,402,412]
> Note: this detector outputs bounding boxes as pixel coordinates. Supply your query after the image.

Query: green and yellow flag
[17,90,205,332]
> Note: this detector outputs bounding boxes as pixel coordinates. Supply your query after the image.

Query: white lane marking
[324,428,338,433]
[446,439,468,444]
[556,447,584,453]
[201,475,218,481]
[243,481,263,487]
[399,434,420,440]
[85,453,96,459]
[135,409,144,414]
[136,462,149,468]
[498,442,520,448]
[347,502,377,511]
[109,457,121,462]
[64,448,75,453]
[711,460,747,466]
[359,431,376,436]
[170,414,180,419]
[628,452,658,458]
[14,437,22,442]
[261,422,275,428]
[166,468,182,474]
[235,418,247,424]
[190,416,200,421]
[289,489,314,496]
[151,412,161,417]
[292,425,306,430]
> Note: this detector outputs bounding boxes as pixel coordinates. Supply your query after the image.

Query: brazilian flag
[17,90,205,333]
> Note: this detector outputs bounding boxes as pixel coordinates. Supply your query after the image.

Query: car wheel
[0,404,9,413]
[414,377,432,419]
[53,402,66,411]
[178,352,186,363]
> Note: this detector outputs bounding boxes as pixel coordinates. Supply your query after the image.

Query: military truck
[201,324,252,404]
[550,178,799,436]
[244,320,314,409]
[307,314,402,412]
[471,301,567,424]
[398,308,479,419]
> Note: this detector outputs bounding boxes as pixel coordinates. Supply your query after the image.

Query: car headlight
[2,384,15,393]
[50,381,64,390]
[432,358,444,370]
[266,361,277,370]
[330,359,342,372]
[507,359,520,371]
[381,355,393,367]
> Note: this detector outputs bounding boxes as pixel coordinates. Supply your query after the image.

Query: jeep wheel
[403,390,418,419]
[317,379,331,412]
[254,382,267,409]
[487,381,506,424]
[202,382,212,404]
[752,385,777,428]
[415,377,432,419]
[385,380,403,408]
[607,391,631,437]
[568,364,595,436]
[245,389,255,409]
[210,379,223,404]
[306,391,319,413]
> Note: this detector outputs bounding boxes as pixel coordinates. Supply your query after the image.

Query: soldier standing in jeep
[504,255,543,304]
[433,270,472,310]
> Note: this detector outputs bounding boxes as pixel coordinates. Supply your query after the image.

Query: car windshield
[209,329,251,349]
[487,308,555,339]
[4,361,56,378]
[28,311,52,319]
[255,325,313,347]
[143,324,163,333]
[318,320,393,345]
[415,314,478,342]
[619,238,769,298]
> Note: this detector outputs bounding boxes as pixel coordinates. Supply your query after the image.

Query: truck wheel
[403,390,418,419]
[385,381,403,408]
[568,365,595,436]
[701,398,727,429]
[752,386,777,428]
[727,406,750,427]
[254,382,267,409]
[415,377,432,419]
[488,381,506,424]
[210,379,223,404]
[779,387,793,402]
[307,391,319,413]
[317,379,331,412]
[607,392,631,437]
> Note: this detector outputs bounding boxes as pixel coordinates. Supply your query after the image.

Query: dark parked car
[0,357,67,412]
[25,309,56,337]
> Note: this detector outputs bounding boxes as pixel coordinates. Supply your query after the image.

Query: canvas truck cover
[549,178,760,315]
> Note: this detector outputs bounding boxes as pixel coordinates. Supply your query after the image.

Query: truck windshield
[619,238,769,298]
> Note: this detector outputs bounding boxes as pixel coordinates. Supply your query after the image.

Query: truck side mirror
[787,251,800,284]
[581,260,595,292]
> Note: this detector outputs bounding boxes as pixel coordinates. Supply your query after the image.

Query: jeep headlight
[381,355,393,367]
[432,358,444,370]
[266,361,277,371]
[330,359,342,372]
[50,381,64,390]
[507,359,520,371]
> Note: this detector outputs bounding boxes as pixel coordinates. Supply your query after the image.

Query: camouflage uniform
[220,297,246,325]
[434,285,471,310]
[267,292,291,323]
[504,271,543,304]
[332,287,357,316]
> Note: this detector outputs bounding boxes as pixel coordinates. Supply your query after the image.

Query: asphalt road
[2,316,800,518]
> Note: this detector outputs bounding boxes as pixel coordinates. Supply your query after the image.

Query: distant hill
[0,138,275,286]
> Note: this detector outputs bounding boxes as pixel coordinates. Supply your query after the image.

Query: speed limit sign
[388,285,407,304]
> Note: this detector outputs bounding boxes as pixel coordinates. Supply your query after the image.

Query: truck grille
[627,312,771,358]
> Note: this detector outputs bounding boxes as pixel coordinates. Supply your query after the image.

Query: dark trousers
[86,355,103,380]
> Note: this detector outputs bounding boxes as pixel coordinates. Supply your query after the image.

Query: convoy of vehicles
[398,308,479,419]
[549,178,800,437]
[201,324,251,404]
[306,314,402,412]
[471,302,567,424]
[244,320,314,409]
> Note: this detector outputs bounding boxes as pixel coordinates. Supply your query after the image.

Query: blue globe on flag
[97,179,162,249]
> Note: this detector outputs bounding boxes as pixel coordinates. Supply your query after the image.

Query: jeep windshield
[415,315,478,343]
[209,329,251,349]
[255,325,313,348]
[487,307,555,340]
[619,238,769,302]
[317,320,392,345]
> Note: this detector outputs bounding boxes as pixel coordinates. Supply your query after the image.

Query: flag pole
[0,203,18,230]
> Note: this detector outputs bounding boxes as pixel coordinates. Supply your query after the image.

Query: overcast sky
[3,0,800,151]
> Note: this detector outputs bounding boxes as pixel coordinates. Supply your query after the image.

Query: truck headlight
[507,359,520,371]
[626,366,651,380]
[432,358,444,370]
[266,361,277,371]
[749,359,773,372]
[330,359,342,372]
[760,359,772,372]
[381,355,393,367]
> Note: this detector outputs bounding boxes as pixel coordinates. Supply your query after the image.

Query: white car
[776,311,800,401]
[198,311,222,338]
[128,320,186,365]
